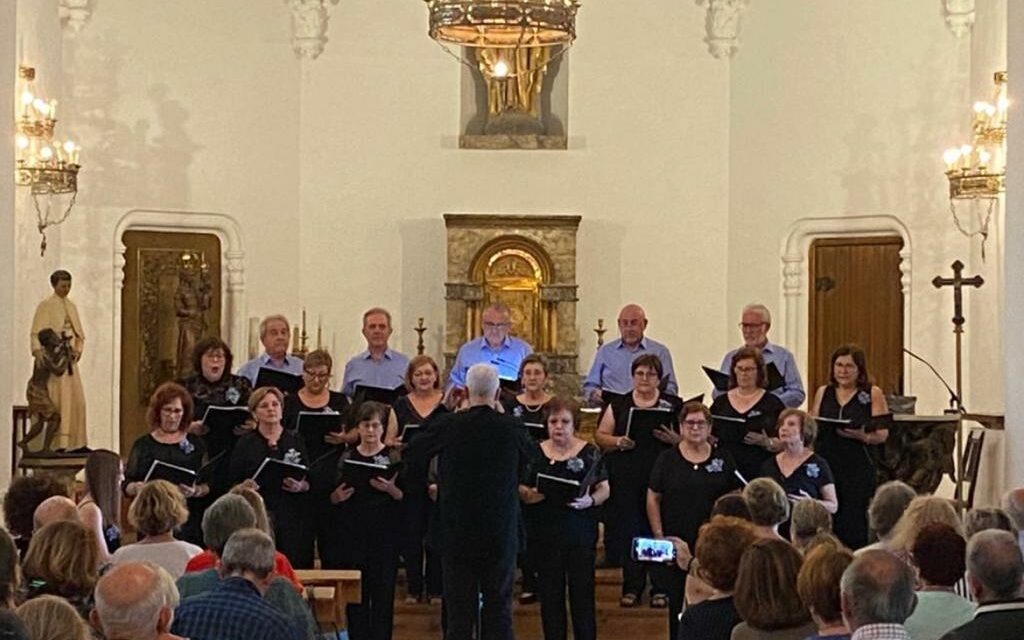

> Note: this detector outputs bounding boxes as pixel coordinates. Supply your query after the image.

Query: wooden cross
[932,260,984,333]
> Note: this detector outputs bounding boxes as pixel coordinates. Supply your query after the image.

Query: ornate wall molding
[695,0,750,60]
[110,209,246,449]
[943,0,975,37]
[780,215,913,391]
[285,0,341,60]
[60,0,94,35]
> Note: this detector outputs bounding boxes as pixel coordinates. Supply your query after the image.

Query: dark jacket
[940,599,1024,640]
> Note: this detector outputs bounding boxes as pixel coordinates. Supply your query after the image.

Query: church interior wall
[1,1,18,482]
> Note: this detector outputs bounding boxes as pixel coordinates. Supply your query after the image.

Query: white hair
[742,303,772,326]
[258,314,290,338]
[466,363,499,399]
[94,562,179,640]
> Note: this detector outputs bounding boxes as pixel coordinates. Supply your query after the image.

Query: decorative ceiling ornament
[695,0,750,60]
[285,0,341,60]
[423,0,581,49]
[59,0,95,35]
[943,0,975,37]
[14,66,83,257]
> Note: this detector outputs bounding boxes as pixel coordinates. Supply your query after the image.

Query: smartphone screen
[631,537,676,563]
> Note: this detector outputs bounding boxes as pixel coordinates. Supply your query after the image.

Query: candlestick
[317,314,323,350]
[415,317,428,356]
[248,317,260,359]
[594,318,608,348]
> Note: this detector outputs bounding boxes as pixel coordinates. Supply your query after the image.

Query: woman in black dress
[519,397,609,640]
[759,409,837,529]
[647,401,741,640]
[709,347,784,482]
[123,382,210,545]
[811,344,889,549]
[328,401,404,640]
[503,354,554,442]
[595,354,681,608]
[386,355,446,604]
[228,386,313,568]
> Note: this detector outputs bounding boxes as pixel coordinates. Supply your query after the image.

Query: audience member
[904,523,974,640]
[712,493,751,521]
[2,475,68,557]
[111,480,202,578]
[171,529,303,640]
[732,538,815,639]
[77,449,123,561]
[31,496,77,532]
[1000,488,1024,555]
[19,520,98,619]
[861,481,916,554]
[964,507,1017,539]
[0,529,28,639]
[91,562,182,640]
[797,543,854,640]
[839,550,916,640]
[15,595,90,640]
[888,495,963,562]
[744,478,790,540]
[939,530,1024,640]
[791,499,833,552]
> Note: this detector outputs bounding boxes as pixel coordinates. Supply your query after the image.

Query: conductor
[404,363,540,640]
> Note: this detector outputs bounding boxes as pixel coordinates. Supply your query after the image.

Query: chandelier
[14,65,82,256]
[423,1,581,49]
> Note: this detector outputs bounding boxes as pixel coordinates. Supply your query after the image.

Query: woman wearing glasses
[647,401,741,640]
[282,349,350,461]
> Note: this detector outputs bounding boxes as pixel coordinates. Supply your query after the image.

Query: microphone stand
[901,348,964,414]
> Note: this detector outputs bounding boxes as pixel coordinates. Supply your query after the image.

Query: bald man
[841,549,916,638]
[92,562,183,640]
[582,304,678,404]
[32,495,78,531]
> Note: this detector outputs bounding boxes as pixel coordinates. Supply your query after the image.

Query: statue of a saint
[174,253,212,377]
[21,328,72,452]
[29,270,87,451]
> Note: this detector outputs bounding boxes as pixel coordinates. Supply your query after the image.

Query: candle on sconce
[292,326,300,350]
[248,317,260,359]
[317,314,323,350]
[48,99,57,120]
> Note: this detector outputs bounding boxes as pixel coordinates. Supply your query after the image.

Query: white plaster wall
[1,2,18,485]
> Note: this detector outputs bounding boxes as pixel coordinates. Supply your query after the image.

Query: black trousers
[403,494,442,597]
[532,541,597,640]
[607,478,665,598]
[442,553,515,640]
[346,546,400,640]
[651,563,685,640]
[271,502,315,569]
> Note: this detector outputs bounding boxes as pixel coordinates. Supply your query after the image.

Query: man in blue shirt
[340,307,410,397]
[582,304,678,404]
[171,528,303,640]
[235,314,304,385]
[448,302,532,390]
[716,303,805,407]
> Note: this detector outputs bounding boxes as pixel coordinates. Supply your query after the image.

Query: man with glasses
[340,307,410,398]
[582,304,678,405]
[448,302,533,391]
[716,303,804,407]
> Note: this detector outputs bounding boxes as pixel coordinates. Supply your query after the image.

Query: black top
[677,596,741,640]
[940,600,1024,640]
[709,391,784,481]
[816,385,877,468]
[0,610,27,640]
[179,373,253,420]
[124,432,208,487]
[502,396,551,442]
[335,445,403,509]
[392,395,448,439]
[228,429,309,518]
[649,445,741,547]
[522,442,607,545]
[281,391,349,461]
[604,393,682,487]
[759,453,834,501]
[403,405,542,559]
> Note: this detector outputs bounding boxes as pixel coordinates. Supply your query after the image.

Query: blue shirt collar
[359,348,394,361]
[260,352,293,366]
[479,336,512,351]
[615,337,648,351]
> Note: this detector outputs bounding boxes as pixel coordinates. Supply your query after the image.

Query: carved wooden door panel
[120,231,221,452]
[808,236,904,395]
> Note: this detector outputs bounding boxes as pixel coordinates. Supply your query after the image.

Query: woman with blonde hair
[110,480,201,578]
[19,520,98,619]
[887,495,964,559]
[16,595,90,640]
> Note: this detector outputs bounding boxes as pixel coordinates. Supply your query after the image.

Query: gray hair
[868,480,916,540]
[201,494,257,555]
[967,529,1024,600]
[742,303,772,326]
[840,550,915,627]
[259,314,290,339]
[1001,488,1024,531]
[93,562,178,640]
[743,477,789,527]
[965,507,1017,539]
[465,363,499,400]
[483,301,511,317]
[221,528,275,578]
[362,307,393,327]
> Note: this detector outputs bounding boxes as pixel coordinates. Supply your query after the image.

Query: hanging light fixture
[423,0,581,49]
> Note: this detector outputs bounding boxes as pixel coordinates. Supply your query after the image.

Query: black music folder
[711,414,748,445]
[339,458,401,491]
[201,405,251,454]
[352,384,406,407]
[144,460,197,487]
[535,473,584,504]
[703,366,731,392]
[399,423,423,444]
[522,422,547,441]
[624,406,676,447]
[251,457,308,487]
[703,363,785,392]
[296,411,344,444]
[254,368,304,395]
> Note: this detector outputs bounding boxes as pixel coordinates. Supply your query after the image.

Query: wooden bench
[294,569,362,632]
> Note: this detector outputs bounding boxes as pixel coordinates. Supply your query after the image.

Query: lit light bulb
[63,140,76,155]
[998,96,1010,111]
[960,144,973,156]
[20,90,34,106]
[943,148,961,167]
[32,98,49,116]
[985,104,996,117]
[974,101,987,113]
[15,134,29,150]
[978,149,991,167]
[39,146,53,160]
[492,60,510,78]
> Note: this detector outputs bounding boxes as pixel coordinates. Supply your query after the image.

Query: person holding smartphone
[519,397,609,640]
[647,401,740,640]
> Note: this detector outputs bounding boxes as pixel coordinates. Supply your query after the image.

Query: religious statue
[174,253,212,377]
[476,47,553,135]
[20,328,72,452]
[29,270,87,451]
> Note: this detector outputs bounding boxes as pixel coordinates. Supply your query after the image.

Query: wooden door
[808,236,904,395]
[120,231,221,452]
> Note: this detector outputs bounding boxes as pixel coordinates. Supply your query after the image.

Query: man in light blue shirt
[716,303,805,408]
[582,304,678,404]
[340,307,410,397]
[236,314,305,385]
[448,302,532,389]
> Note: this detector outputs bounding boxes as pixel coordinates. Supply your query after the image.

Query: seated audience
[1000,488,1024,555]
[860,480,916,554]
[171,528,303,640]
[176,495,315,640]
[0,529,28,639]
[791,499,833,552]
[15,595,90,640]
[744,477,790,540]
[888,495,963,562]
[732,538,815,639]
[31,496,77,532]
[964,507,1017,539]
[77,449,123,561]
[19,520,98,619]
[2,475,68,557]
[796,543,854,640]
[91,562,182,640]
[713,493,752,521]
[673,516,757,640]
[904,523,974,640]
[110,480,202,578]
[839,550,916,639]
[939,530,1024,640]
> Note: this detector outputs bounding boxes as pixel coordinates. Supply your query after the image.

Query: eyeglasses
[633,370,659,379]
[304,371,331,380]
[739,322,766,329]
[483,322,510,329]
[683,420,708,428]
[161,407,184,415]
[735,366,758,374]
